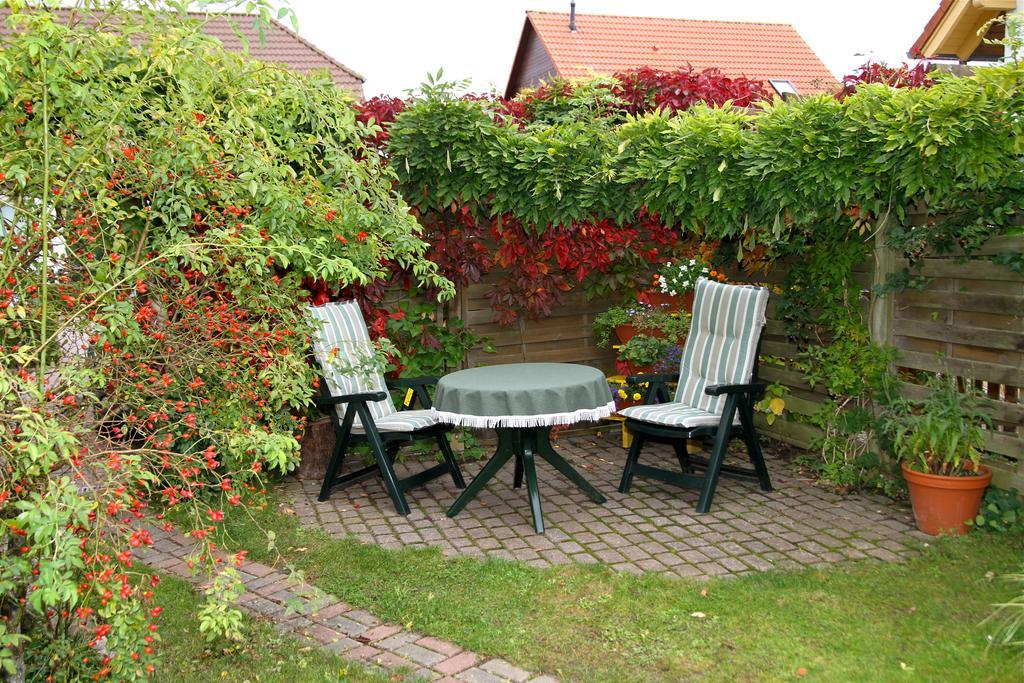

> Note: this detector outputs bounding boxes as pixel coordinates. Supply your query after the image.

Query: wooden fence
[457,273,617,370]
[734,234,1024,491]
[446,235,1023,491]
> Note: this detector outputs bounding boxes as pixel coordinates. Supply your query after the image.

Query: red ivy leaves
[838,61,934,99]
[613,66,771,114]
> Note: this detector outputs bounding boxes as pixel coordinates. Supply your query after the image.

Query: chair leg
[357,405,411,516]
[696,395,739,513]
[318,411,354,502]
[436,432,467,489]
[618,431,645,493]
[673,441,691,473]
[740,398,772,492]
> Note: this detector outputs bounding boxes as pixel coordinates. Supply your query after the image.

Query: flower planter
[614,324,639,344]
[614,397,644,412]
[639,290,695,313]
[615,359,654,377]
[901,463,992,536]
[614,324,667,344]
[296,416,335,480]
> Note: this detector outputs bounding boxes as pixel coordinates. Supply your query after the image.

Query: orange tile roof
[0,9,364,97]
[524,11,838,95]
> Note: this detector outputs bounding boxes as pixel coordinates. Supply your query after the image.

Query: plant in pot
[608,376,650,411]
[615,335,675,377]
[884,373,993,536]
[646,256,727,312]
[594,305,692,346]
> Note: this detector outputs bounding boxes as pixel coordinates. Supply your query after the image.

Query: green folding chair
[617,277,773,512]
[308,301,465,515]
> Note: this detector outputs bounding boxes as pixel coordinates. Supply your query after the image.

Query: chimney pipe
[569,1,577,32]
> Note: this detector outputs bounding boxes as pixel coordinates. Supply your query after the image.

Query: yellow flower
[632,393,642,401]
[618,389,627,399]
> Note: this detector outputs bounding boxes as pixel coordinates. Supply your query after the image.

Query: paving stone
[396,642,447,666]
[434,651,477,675]
[480,658,533,682]
[457,667,507,683]
[417,636,462,657]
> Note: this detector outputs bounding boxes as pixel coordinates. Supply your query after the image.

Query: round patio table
[433,363,615,533]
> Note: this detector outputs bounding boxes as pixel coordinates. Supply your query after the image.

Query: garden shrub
[0,2,448,679]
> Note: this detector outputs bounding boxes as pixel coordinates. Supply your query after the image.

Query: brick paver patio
[285,431,926,578]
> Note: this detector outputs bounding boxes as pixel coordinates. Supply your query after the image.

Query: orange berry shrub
[0,2,448,679]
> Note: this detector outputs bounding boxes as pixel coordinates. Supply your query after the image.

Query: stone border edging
[139,527,556,683]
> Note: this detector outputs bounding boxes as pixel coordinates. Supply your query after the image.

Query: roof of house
[508,11,838,96]
[908,0,1008,61]
[0,8,364,95]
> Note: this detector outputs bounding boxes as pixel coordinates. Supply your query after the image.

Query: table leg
[513,451,524,489]
[535,428,607,505]
[520,430,545,534]
[446,431,515,518]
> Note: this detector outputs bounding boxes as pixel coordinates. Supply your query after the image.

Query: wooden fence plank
[897,290,1024,316]
[893,319,1024,352]
[897,350,1024,386]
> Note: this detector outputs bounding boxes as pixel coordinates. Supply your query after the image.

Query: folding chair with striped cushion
[308,301,465,515]
[617,278,773,512]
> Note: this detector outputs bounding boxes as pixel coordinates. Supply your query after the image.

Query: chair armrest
[385,376,438,410]
[385,376,440,389]
[314,390,388,407]
[704,383,766,397]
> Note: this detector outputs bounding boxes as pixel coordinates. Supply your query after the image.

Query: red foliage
[613,66,771,114]
[354,95,408,145]
[838,61,934,99]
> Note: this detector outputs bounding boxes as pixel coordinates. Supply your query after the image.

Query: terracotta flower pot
[639,290,695,313]
[680,291,695,313]
[901,463,992,536]
[615,324,639,344]
[615,359,654,377]
[641,290,679,310]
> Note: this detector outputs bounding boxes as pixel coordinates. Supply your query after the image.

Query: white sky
[286,0,942,97]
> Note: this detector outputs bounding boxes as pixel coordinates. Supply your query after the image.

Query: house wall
[508,25,557,95]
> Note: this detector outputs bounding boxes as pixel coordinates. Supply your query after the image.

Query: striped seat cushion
[308,301,396,428]
[619,402,732,429]
[673,278,768,415]
[625,278,768,430]
[351,409,438,434]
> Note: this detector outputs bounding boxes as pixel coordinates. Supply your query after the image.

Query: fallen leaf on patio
[283,508,295,515]
[690,611,706,618]
[795,667,808,676]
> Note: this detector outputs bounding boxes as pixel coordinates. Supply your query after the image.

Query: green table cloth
[431,363,615,428]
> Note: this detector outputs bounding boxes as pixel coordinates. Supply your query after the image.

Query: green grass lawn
[153,572,391,682]
[211,496,1024,682]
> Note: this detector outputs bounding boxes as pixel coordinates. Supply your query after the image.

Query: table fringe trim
[430,402,617,429]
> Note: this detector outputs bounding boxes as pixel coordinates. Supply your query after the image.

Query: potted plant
[615,335,674,377]
[648,257,728,312]
[886,373,993,536]
[594,305,692,346]
[608,375,649,411]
